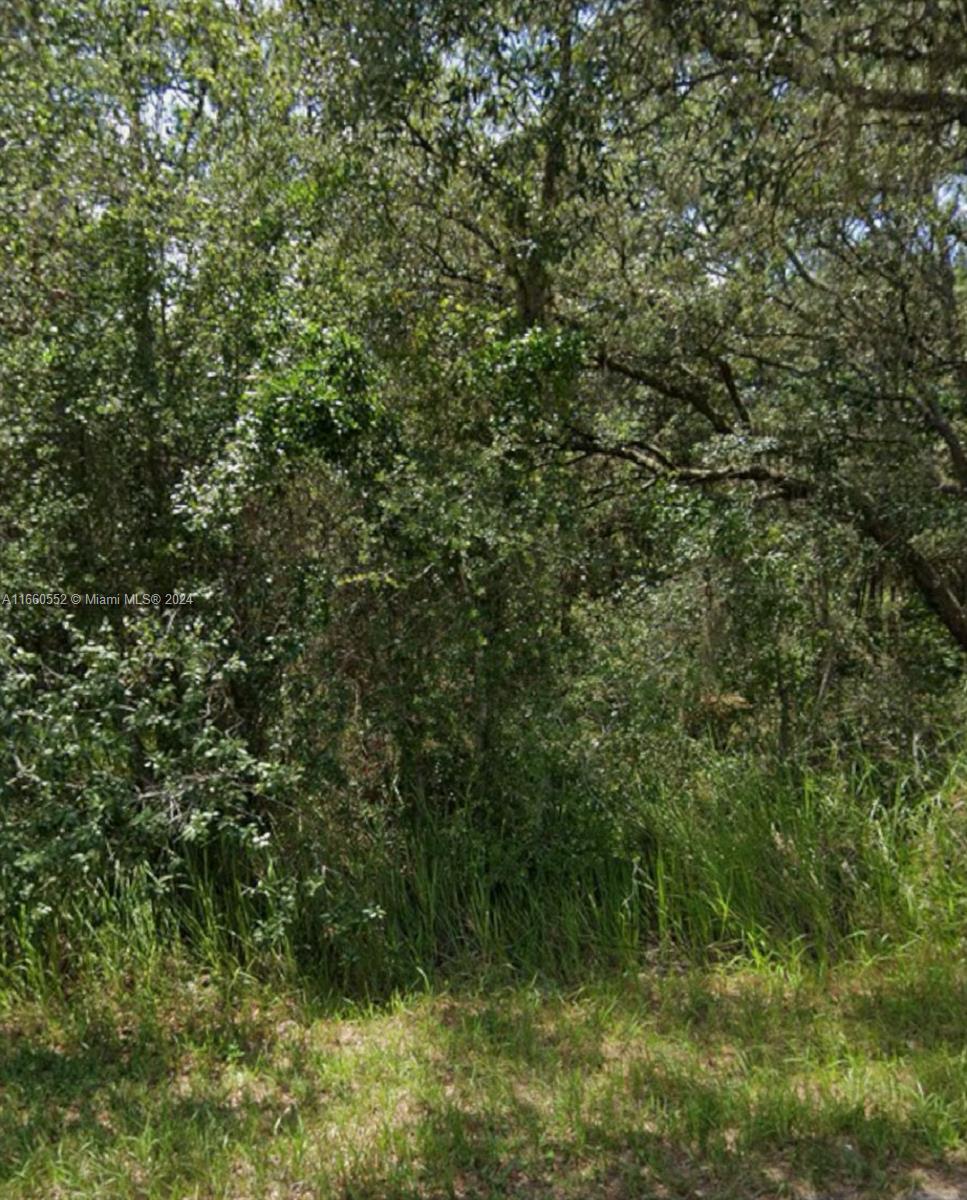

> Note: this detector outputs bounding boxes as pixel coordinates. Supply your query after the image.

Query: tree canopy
[2,0,966,964]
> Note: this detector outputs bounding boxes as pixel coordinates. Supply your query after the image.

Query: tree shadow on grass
[0,1024,166,1178]
[336,1088,918,1199]
[337,1085,959,1200]
[338,966,967,1200]
[0,1012,310,1186]
[3,959,966,1198]
[843,963,967,1056]
[438,996,608,1075]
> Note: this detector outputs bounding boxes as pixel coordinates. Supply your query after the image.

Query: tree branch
[595,352,734,435]
[564,430,811,498]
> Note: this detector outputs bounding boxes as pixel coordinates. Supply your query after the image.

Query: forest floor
[2,946,966,1199]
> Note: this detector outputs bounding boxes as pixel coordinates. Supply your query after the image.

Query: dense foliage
[2,0,967,987]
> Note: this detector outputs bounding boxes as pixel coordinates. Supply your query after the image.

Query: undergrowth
[3,757,967,1197]
[4,752,967,999]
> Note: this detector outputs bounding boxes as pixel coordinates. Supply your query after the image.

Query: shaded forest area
[3,0,967,988]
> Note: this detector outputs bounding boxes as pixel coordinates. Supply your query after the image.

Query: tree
[308,0,967,657]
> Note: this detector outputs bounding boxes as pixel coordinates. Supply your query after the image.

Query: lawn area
[3,947,966,1198]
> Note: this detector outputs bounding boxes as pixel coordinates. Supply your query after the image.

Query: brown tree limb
[595,352,734,435]
[565,430,967,653]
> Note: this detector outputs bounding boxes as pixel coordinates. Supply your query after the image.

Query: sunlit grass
[2,943,966,1198]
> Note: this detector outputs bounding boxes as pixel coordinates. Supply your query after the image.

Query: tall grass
[4,753,966,1001]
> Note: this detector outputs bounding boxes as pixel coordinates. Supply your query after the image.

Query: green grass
[4,756,967,1195]
[3,943,967,1198]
